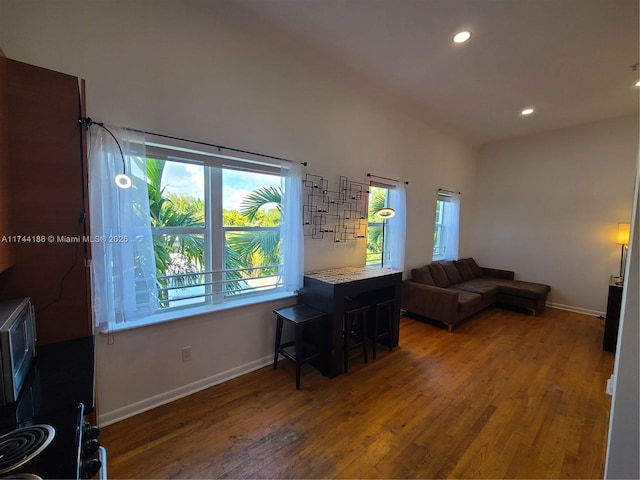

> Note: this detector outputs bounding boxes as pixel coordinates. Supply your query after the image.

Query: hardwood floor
[100,307,614,478]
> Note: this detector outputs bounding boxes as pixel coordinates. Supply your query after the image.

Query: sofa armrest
[481,267,515,280]
[401,280,458,323]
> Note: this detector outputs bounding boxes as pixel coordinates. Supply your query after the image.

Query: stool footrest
[278,342,321,364]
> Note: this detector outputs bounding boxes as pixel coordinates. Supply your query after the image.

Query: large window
[87,127,303,330]
[145,144,285,311]
[432,192,460,261]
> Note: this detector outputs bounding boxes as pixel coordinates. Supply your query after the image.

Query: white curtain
[280,161,304,291]
[386,182,407,272]
[442,193,460,261]
[88,127,158,328]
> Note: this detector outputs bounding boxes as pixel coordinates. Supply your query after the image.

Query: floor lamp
[375,207,396,267]
[617,222,630,278]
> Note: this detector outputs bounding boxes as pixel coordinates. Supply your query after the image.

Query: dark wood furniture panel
[603,275,623,353]
[0,58,91,344]
[0,56,14,274]
[298,266,402,377]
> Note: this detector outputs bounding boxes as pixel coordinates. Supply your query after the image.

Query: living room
[0,0,638,478]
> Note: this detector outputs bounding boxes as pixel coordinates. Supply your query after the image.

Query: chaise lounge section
[401,258,550,331]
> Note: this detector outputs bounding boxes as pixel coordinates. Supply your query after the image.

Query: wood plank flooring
[100,307,614,478]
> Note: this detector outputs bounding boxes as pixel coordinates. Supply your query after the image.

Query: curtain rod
[438,188,461,195]
[367,172,409,185]
[79,117,307,166]
[129,128,307,166]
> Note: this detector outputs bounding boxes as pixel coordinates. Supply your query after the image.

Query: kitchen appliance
[0,333,105,479]
[0,298,36,407]
[0,403,106,479]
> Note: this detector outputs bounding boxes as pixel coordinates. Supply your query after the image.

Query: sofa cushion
[466,257,484,277]
[456,290,483,315]
[454,259,474,281]
[411,265,435,285]
[441,261,463,285]
[451,279,501,301]
[427,263,450,287]
[499,281,551,300]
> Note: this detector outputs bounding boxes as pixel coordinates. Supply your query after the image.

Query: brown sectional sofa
[401,258,551,331]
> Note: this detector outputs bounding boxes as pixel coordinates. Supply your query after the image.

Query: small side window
[432,193,459,261]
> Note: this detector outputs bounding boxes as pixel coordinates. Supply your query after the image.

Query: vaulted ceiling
[229,0,639,145]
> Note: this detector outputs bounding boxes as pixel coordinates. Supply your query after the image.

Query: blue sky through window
[160,163,280,210]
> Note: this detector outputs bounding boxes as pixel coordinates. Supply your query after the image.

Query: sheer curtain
[88,126,158,329]
[386,182,407,272]
[280,161,304,291]
[442,193,460,261]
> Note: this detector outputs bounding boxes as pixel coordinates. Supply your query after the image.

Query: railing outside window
[153,225,282,310]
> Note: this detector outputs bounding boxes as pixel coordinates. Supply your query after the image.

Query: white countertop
[304,265,400,284]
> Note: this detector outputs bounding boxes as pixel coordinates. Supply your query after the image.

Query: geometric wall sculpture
[302,173,369,242]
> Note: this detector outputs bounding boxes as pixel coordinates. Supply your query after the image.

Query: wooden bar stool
[273,304,327,390]
[371,298,395,360]
[343,300,369,373]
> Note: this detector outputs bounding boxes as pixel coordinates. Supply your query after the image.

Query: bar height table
[298,266,402,378]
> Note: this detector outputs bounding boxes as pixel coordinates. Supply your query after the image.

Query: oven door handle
[97,446,108,480]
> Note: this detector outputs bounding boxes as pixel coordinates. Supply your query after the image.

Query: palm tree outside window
[142,143,291,312]
[367,185,390,266]
[146,154,282,309]
[88,128,303,329]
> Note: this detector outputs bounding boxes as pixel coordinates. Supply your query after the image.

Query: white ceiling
[231,0,639,145]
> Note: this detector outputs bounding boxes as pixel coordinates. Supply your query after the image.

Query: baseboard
[547,302,605,318]
[97,355,273,427]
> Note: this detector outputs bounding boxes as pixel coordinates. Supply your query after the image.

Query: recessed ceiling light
[453,31,472,44]
[635,80,640,87]
[521,108,535,116]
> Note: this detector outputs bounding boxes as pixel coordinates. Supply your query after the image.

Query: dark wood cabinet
[0,56,92,344]
[603,275,623,353]
[0,54,14,273]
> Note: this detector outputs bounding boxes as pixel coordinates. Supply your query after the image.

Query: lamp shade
[375,207,396,219]
[617,222,630,245]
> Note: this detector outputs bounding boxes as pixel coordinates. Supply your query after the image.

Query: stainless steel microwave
[0,298,36,406]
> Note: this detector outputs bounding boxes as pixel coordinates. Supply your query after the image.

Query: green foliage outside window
[366,186,387,265]
[142,157,283,307]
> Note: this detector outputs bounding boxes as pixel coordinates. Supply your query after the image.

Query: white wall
[605,150,639,479]
[471,115,638,314]
[0,0,477,424]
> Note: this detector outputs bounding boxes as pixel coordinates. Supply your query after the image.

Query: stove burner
[0,425,55,474]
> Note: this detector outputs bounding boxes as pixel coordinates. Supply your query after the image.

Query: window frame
[143,141,288,316]
[367,182,394,267]
[432,193,451,261]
